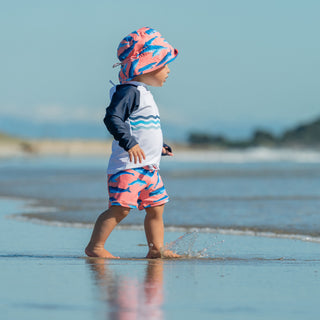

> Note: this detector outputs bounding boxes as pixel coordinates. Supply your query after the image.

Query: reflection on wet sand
[86,259,164,320]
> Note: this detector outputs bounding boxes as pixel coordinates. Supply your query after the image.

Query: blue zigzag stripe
[129,115,160,121]
[130,119,160,126]
[131,124,161,131]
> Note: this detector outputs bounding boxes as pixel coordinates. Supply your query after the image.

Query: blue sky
[1,0,319,140]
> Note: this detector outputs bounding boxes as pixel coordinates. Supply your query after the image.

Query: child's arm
[104,86,145,162]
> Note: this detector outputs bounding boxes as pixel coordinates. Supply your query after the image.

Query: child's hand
[162,144,173,156]
[128,144,146,164]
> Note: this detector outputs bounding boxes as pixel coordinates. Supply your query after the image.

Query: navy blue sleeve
[104,85,140,151]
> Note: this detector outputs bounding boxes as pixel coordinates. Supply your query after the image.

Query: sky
[1,0,320,140]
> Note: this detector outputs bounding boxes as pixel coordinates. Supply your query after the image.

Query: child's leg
[144,205,165,258]
[85,205,130,258]
[144,205,180,258]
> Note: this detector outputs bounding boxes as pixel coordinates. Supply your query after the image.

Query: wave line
[8,215,320,243]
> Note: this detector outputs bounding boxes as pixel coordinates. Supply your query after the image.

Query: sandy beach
[0,138,111,158]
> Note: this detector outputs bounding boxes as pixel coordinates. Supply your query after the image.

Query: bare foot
[161,249,181,259]
[146,249,161,259]
[146,248,181,259]
[85,245,120,259]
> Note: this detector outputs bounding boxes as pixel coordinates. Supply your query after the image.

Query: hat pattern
[116,27,178,83]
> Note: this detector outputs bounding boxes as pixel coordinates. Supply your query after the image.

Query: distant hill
[188,116,320,148]
[280,118,320,147]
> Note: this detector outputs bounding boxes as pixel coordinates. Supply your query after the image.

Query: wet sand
[1,197,319,320]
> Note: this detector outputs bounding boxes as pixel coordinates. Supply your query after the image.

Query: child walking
[85,27,179,259]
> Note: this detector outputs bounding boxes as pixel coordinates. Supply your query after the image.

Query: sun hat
[113,27,178,84]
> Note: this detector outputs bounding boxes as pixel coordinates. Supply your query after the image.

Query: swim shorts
[107,166,169,210]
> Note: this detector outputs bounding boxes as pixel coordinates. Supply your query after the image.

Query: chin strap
[112,62,122,68]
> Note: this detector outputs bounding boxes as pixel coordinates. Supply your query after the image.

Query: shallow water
[1,198,320,320]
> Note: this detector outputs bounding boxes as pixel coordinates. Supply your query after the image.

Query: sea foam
[174,147,320,163]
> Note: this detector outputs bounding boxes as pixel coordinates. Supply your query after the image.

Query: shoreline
[2,137,320,161]
[0,138,111,158]
[0,137,194,158]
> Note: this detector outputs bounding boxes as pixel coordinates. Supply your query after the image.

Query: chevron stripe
[131,124,161,131]
[129,115,160,121]
[130,119,160,126]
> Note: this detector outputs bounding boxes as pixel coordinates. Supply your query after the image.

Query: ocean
[1,147,320,245]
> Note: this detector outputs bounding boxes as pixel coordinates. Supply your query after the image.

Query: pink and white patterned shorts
[107,166,169,210]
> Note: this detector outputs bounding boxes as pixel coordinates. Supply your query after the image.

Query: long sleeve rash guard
[104,81,165,174]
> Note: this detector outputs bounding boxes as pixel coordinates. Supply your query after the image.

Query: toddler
[85,27,179,258]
